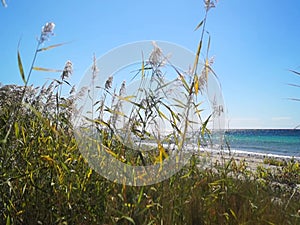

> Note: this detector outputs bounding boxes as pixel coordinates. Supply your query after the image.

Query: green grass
[0,83,299,224]
[1,109,299,225]
[263,157,288,167]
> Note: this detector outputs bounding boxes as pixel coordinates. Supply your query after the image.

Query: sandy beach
[196,148,300,171]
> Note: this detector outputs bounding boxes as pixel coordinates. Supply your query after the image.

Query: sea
[223,129,300,159]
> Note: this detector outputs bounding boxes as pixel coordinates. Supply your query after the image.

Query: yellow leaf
[56,165,64,184]
[32,67,62,73]
[41,155,55,164]
[158,143,168,159]
[16,210,24,216]
[64,157,73,163]
[86,168,93,179]
[229,208,238,220]
[194,74,199,95]
[156,143,169,169]
[29,172,35,185]
[192,40,202,74]
[103,146,118,158]
[37,42,69,52]
[50,124,59,135]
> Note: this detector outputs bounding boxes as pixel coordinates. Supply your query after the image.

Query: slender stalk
[192,9,208,76]
[24,41,41,91]
[2,40,42,143]
[179,7,210,151]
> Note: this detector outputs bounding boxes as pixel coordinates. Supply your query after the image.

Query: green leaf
[25,103,42,119]
[229,208,238,221]
[180,169,192,179]
[32,67,62,73]
[6,215,10,225]
[201,115,211,136]
[121,216,135,224]
[14,122,19,138]
[17,50,26,84]
[61,162,69,172]
[137,187,144,204]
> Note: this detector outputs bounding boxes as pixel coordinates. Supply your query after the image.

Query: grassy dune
[0,81,299,225]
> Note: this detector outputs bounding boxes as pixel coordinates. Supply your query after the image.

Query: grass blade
[17,50,26,84]
[14,122,19,138]
[288,98,300,101]
[194,20,204,31]
[32,67,62,73]
[201,115,211,136]
[169,63,190,91]
[193,40,202,74]
[287,83,300,88]
[37,42,68,52]
[137,187,144,204]
[41,155,55,164]
[158,143,168,159]
[6,215,10,225]
[120,216,135,224]
[229,208,238,221]
[289,69,300,76]
[206,31,211,57]
[194,74,199,95]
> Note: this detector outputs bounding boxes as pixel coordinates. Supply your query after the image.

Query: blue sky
[1,0,300,129]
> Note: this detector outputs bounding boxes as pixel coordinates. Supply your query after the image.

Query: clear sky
[1,0,300,129]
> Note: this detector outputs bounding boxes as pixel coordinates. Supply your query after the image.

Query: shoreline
[197,147,300,171]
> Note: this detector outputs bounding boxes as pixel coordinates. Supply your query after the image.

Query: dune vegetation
[1,1,300,224]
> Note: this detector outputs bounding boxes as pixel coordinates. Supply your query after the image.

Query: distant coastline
[223,129,300,158]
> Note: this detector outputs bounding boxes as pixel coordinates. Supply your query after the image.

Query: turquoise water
[224,129,300,157]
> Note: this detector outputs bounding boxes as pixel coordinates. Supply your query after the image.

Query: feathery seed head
[105,76,113,89]
[40,22,55,43]
[61,60,73,80]
[149,41,164,67]
[119,80,126,96]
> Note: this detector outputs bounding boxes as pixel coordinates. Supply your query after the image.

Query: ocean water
[224,129,300,158]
